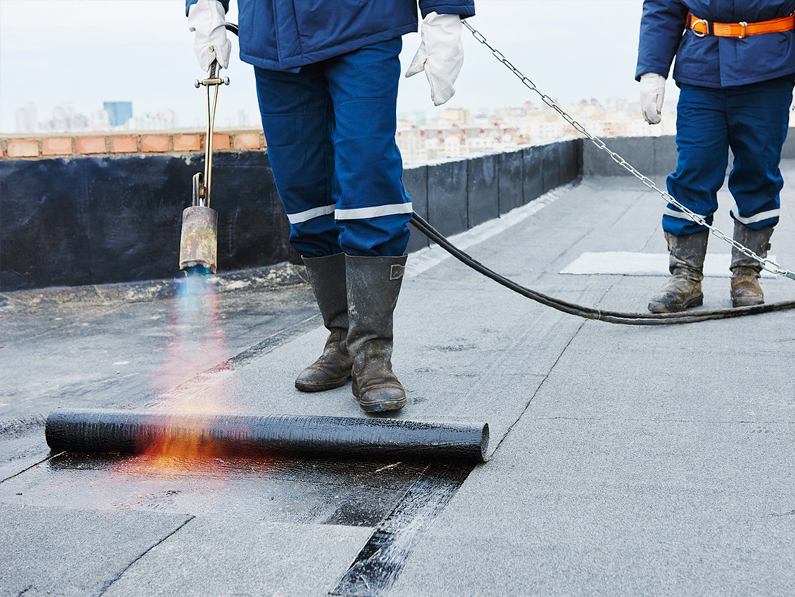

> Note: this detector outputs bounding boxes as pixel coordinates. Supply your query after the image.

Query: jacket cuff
[635,66,670,82]
[420,4,476,19]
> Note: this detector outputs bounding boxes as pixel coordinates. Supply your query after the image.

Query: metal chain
[464,21,795,280]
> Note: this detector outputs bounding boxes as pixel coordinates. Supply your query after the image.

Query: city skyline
[4,95,678,167]
[8,94,654,134]
[11,99,255,134]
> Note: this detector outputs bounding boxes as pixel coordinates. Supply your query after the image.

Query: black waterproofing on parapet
[45,409,489,463]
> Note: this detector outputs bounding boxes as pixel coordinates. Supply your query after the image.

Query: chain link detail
[463,21,795,280]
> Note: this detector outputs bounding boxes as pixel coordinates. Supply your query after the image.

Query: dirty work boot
[648,230,709,313]
[345,255,408,413]
[730,222,774,308]
[295,253,354,392]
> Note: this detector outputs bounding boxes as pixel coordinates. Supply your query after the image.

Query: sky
[0,0,678,133]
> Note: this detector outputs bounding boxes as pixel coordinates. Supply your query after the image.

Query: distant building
[38,103,87,133]
[103,102,133,127]
[436,107,470,126]
[131,109,178,131]
[398,110,427,126]
[15,103,37,132]
[89,109,111,130]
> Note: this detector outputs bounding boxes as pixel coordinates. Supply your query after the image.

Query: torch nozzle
[179,205,218,274]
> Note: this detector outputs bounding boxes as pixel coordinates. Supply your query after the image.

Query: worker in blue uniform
[187,0,475,412]
[637,1,795,312]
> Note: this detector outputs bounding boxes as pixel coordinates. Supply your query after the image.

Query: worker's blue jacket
[636,0,795,87]
[186,0,475,71]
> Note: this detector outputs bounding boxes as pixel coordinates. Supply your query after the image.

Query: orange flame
[123,268,240,475]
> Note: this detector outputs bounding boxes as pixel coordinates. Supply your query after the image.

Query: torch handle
[193,61,230,208]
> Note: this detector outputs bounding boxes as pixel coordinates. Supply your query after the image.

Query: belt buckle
[692,18,710,37]
[737,21,748,38]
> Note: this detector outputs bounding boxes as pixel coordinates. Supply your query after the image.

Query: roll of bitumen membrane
[45,408,489,463]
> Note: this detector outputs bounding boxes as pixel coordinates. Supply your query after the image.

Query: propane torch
[179,60,229,274]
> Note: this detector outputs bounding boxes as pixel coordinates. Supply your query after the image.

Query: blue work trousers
[664,76,795,236]
[254,38,411,257]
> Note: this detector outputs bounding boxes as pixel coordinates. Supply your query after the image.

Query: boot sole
[647,294,703,314]
[352,379,406,413]
[732,297,764,308]
[294,375,350,393]
[359,397,407,413]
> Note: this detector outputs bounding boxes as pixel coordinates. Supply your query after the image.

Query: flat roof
[3,165,795,595]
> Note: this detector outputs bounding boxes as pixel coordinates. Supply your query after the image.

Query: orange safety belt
[688,13,795,38]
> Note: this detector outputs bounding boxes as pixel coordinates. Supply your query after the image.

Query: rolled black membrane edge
[45,408,489,463]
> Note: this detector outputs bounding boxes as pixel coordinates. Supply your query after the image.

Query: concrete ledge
[0,262,308,309]
[0,140,582,291]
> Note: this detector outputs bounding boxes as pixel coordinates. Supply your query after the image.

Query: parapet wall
[583,135,677,178]
[0,129,266,159]
[0,134,582,291]
[582,133,795,177]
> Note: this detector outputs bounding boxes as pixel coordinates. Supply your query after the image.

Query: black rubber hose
[410,213,795,325]
[45,408,489,463]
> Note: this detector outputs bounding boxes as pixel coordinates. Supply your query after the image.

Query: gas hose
[410,213,795,325]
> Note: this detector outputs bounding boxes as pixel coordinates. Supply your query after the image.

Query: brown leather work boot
[345,254,408,413]
[730,222,773,308]
[648,230,709,313]
[295,253,354,392]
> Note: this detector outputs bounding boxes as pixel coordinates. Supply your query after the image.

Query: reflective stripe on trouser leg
[254,65,342,257]
[726,76,794,231]
[325,38,411,257]
[664,84,729,236]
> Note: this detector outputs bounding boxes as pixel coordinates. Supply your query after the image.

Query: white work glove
[640,72,666,124]
[405,12,465,106]
[187,0,231,71]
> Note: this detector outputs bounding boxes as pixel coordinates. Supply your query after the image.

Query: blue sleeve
[419,0,475,19]
[186,0,230,16]
[635,0,689,80]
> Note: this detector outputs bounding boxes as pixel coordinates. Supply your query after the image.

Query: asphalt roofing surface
[3,165,795,596]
